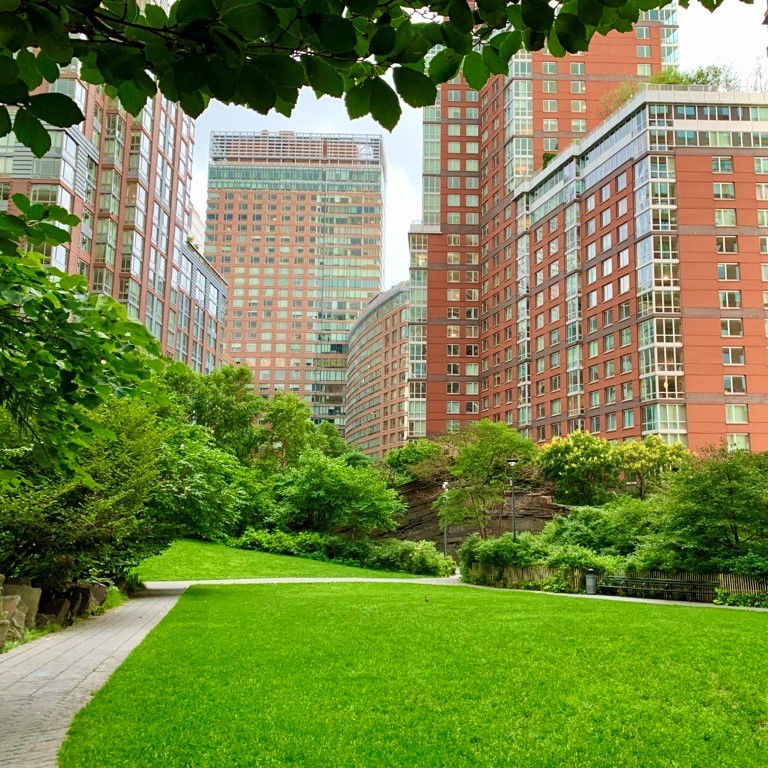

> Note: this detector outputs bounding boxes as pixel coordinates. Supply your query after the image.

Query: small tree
[616,435,689,499]
[275,450,404,537]
[433,420,538,538]
[537,430,620,506]
[659,446,768,572]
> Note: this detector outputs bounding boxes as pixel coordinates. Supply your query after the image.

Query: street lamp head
[442,481,449,491]
[507,458,519,468]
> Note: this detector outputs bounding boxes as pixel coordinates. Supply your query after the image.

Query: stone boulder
[2,594,20,622]
[37,597,71,627]
[0,620,9,648]
[1,585,42,629]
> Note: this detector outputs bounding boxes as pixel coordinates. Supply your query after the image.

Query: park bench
[598,575,718,603]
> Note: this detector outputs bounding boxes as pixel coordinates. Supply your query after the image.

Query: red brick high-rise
[408,11,681,441]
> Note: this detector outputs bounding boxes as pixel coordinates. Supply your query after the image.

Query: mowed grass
[60,584,768,768]
[135,539,422,580]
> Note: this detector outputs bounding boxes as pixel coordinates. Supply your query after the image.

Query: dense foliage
[234,528,455,577]
[0,197,162,487]
[0,365,407,587]
[460,445,768,592]
[0,0,742,151]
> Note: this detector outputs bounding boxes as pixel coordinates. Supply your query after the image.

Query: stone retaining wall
[378,480,569,554]
[0,575,108,650]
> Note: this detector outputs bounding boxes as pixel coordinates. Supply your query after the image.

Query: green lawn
[135,539,422,580]
[60,584,768,767]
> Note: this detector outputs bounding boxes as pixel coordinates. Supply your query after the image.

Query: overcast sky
[190,1,768,290]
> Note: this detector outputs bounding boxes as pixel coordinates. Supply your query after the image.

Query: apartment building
[0,69,227,372]
[345,281,410,458]
[410,12,680,441]
[484,87,768,452]
[205,131,385,430]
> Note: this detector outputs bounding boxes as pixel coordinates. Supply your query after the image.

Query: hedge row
[230,529,455,577]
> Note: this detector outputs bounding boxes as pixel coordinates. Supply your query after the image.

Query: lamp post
[441,481,449,556]
[507,459,519,540]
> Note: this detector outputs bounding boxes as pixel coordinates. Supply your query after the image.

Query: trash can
[585,569,598,595]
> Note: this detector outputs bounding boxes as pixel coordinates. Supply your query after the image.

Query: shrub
[230,530,455,577]
[714,589,768,609]
[544,545,624,574]
[728,554,768,579]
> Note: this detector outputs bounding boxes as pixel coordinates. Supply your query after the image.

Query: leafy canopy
[0,195,162,488]
[0,0,746,149]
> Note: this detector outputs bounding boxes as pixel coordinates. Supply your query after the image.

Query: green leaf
[498,29,523,60]
[476,0,508,26]
[392,66,437,107]
[303,56,344,98]
[0,105,10,138]
[0,0,20,11]
[577,0,605,25]
[36,221,70,244]
[179,89,207,118]
[545,27,566,57]
[448,0,475,34]
[117,80,149,115]
[345,0,376,14]
[0,55,19,84]
[521,0,555,33]
[0,13,29,51]
[428,48,463,83]
[27,93,84,128]
[25,4,72,62]
[34,52,59,83]
[234,63,277,112]
[441,21,473,55]
[306,14,358,53]
[205,58,237,101]
[0,78,28,103]
[173,54,209,93]
[220,1,279,39]
[369,25,397,55]
[174,0,217,24]
[370,77,400,131]
[554,13,588,53]
[144,3,168,26]
[13,108,51,157]
[462,50,489,90]
[482,44,507,75]
[15,49,43,90]
[345,79,372,119]
[251,54,305,88]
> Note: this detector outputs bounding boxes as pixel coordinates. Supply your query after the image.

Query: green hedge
[230,529,455,577]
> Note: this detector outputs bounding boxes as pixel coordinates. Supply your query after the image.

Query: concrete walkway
[0,574,761,767]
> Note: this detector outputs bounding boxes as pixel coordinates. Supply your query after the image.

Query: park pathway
[0,573,759,768]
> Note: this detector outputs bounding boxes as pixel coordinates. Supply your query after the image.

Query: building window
[722,346,745,365]
[714,182,735,199]
[637,45,652,57]
[719,290,741,308]
[543,100,558,112]
[724,375,747,394]
[721,318,743,337]
[727,433,750,451]
[716,236,738,253]
[755,157,768,174]
[715,209,737,227]
[725,404,748,424]
[713,156,734,173]
[572,119,587,133]
[717,263,740,281]
[623,409,635,428]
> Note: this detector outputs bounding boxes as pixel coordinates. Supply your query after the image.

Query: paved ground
[1,574,762,767]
